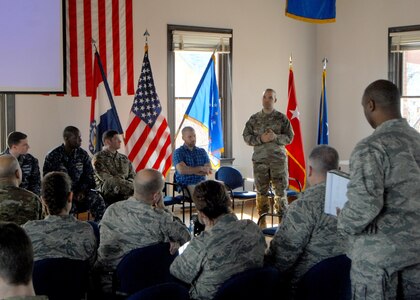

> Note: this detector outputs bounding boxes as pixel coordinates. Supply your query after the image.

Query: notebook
[324,170,350,216]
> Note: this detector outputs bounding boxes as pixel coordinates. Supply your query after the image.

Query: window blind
[171,30,232,52]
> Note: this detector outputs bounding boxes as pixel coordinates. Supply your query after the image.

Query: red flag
[66,0,134,97]
[124,45,172,177]
[286,67,307,191]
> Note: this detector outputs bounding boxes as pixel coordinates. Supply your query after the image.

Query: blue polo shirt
[173,144,210,186]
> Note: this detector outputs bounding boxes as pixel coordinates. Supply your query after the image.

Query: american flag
[66,0,134,97]
[125,45,172,176]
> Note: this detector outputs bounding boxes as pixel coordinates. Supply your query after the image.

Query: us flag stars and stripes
[125,47,172,176]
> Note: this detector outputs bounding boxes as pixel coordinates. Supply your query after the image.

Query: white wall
[15,0,317,178]
[316,0,420,160]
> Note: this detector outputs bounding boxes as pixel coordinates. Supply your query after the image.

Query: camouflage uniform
[338,119,420,300]
[243,109,294,215]
[170,213,266,300]
[265,183,342,293]
[22,215,97,265]
[6,296,48,300]
[0,184,41,225]
[93,149,135,205]
[43,144,106,221]
[1,148,41,195]
[95,197,190,292]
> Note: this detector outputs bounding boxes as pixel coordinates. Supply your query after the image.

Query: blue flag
[89,51,123,154]
[286,0,336,23]
[317,69,329,145]
[184,55,224,168]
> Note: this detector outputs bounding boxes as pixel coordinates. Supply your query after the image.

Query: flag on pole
[285,66,306,191]
[286,0,336,24]
[317,67,329,145]
[89,50,123,154]
[180,55,224,168]
[66,0,134,97]
[124,45,172,176]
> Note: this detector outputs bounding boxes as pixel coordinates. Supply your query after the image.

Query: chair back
[215,166,244,190]
[114,242,178,296]
[126,282,189,300]
[87,220,100,244]
[295,254,351,300]
[32,258,89,300]
[214,266,281,300]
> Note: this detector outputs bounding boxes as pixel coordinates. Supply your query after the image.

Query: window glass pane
[174,51,213,149]
[401,97,420,131]
[402,50,420,96]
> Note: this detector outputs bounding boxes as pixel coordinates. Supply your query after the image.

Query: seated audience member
[170,180,267,300]
[43,126,105,221]
[92,130,135,205]
[22,172,97,265]
[1,131,41,195]
[0,222,48,300]
[0,155,41,225]
[173,126,211,196]
[95,168,190,293]
[265,145,342,296]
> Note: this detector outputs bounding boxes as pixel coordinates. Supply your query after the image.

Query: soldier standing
[1,131,41,195]
[338,80,420,299]
[243,88,294,227]
[93,130,135,205]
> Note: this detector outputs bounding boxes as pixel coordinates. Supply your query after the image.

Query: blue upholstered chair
[215,166,257,219]
[112,242,179,297]
[163,178,193,224]
[257,177,303,235]
[126,282,189,300]
[214,266,282,300]
[295,254,351,300]
[32,258,89,300]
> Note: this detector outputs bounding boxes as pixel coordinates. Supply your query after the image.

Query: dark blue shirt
[1,148,41,195]
[43,145,95,194]
[173,144,210,186]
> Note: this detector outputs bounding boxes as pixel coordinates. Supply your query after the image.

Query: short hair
[263,88,277,99]
[134,169,164,197]
[181,126,195,136]
[7,131,27,148]
[308,145,339,175]
[193,180,231,219]
[63,126,80,140]
[102,130,119,144]
[41,172,72,215]
[363,79,400,110]
[0,155,20,178]
[0,222,34,285]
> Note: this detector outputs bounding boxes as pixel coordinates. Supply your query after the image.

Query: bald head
[0,155,21,185]
[134,169,164,201]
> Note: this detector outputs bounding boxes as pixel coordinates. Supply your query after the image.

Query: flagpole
[322,57,328,70]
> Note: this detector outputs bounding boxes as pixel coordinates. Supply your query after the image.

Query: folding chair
[215,166,257,219]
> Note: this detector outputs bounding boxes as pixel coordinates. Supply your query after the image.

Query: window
[167,25,233,159]
[389,25,420,132]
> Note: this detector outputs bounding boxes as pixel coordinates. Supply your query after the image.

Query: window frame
[167,24,233,159]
